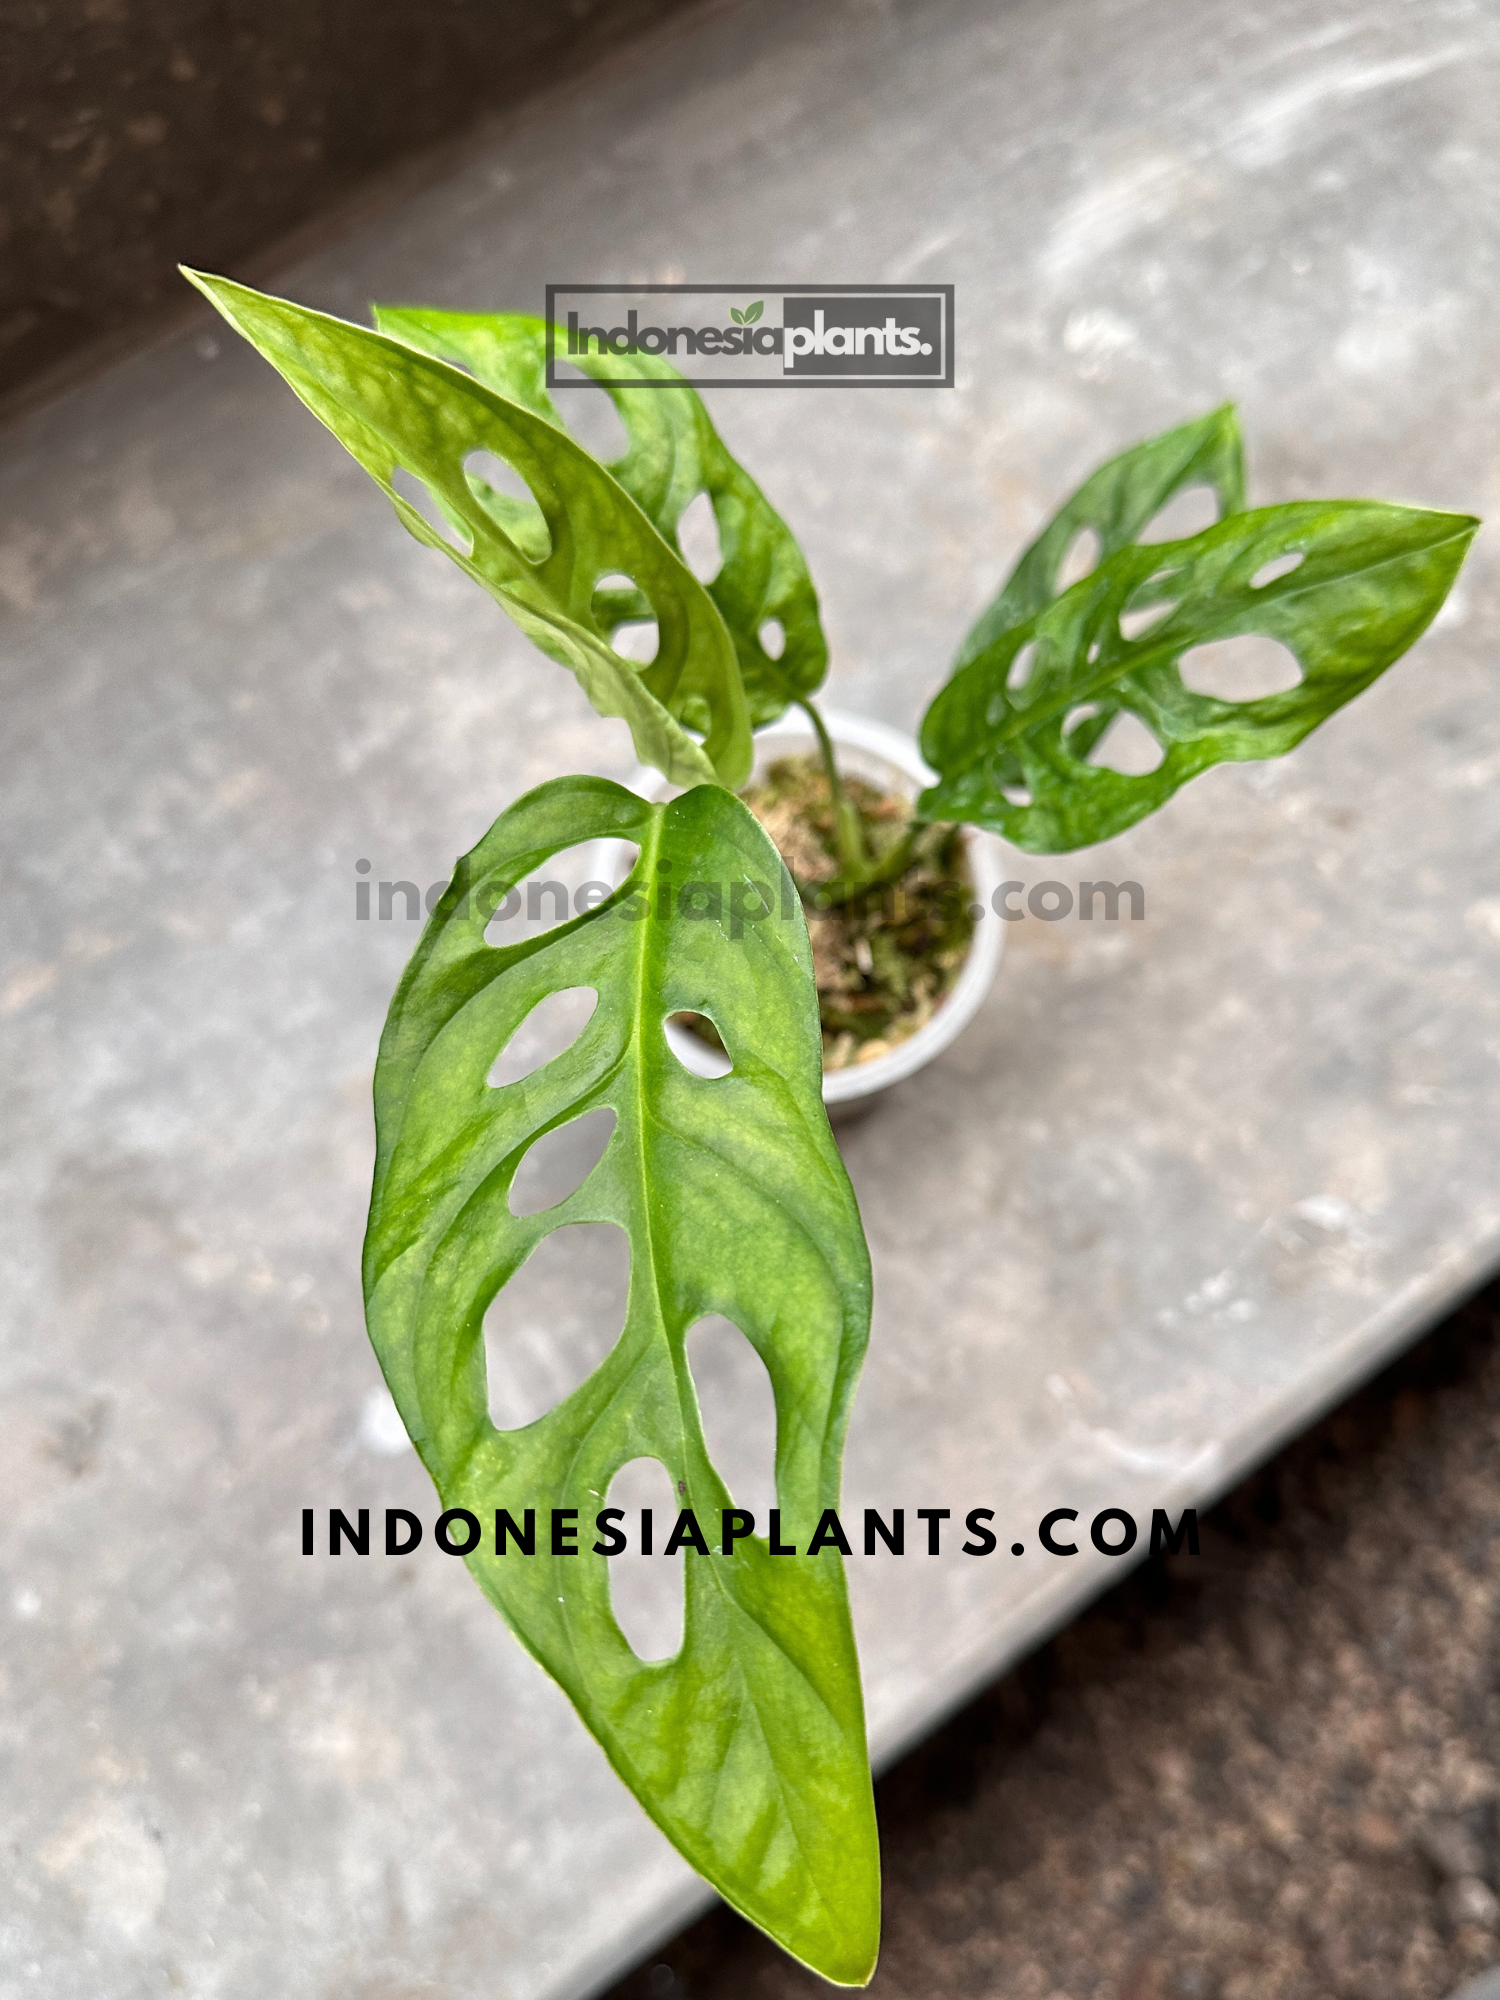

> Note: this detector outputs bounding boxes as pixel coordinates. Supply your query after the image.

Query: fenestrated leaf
[364,774,879,1983]
[956,403,1247,671]
[372,306,828,725]
[919,500,1477,852]
[183,271,751,790]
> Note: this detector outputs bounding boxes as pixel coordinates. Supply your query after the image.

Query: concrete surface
[2,0,1498,1995]
[1,0,694,412]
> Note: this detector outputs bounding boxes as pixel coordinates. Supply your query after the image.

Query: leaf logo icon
[743,299,764,324]
[729,306,745,325]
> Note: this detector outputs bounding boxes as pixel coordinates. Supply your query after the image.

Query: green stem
[803,819,927,909]
[798,697,871,882]
[856,819,925,893]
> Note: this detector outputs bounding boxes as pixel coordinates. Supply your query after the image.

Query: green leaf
[743,299,764,325]
[919,500,1477,851]
[182,271,752,790]
[730,306,746,325]
[365,773,879,1983]
[372,306,829,726]
[956,404,1246,670]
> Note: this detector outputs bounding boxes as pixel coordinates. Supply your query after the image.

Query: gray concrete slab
[3,0,1499,1994]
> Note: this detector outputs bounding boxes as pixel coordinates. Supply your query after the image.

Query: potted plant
[634,705,1011,1113]
[185,269,1474,1985]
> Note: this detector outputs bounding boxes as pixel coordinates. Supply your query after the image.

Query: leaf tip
[1416,506,1483,566]
[178,266,258,338]
[791,1899,881,1988]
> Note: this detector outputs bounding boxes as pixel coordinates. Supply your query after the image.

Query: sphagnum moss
[681,756,975,1069]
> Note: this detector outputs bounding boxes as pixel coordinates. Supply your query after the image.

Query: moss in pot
[185,268,1476,1988]
[675,749,975,1072]
[756,753,974,1064]
[641,704,1008,1110]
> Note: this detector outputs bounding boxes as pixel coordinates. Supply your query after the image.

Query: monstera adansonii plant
[185,269,1475,1985]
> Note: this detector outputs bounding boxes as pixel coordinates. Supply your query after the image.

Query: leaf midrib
[628,807,675,1463]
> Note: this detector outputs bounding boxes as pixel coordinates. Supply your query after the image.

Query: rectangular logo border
[543,283,955,389]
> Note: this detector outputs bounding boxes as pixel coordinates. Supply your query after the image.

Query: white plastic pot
[624,709,1006,1111]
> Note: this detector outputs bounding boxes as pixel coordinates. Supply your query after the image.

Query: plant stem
[804,819,926,908]
[786,697,939,910]
[856,819,925,893]
[798,697,871,882]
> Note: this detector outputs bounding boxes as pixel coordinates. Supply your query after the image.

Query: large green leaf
[183,271,751,789]
[364,773,879,1983]
[373,306,828,725]
[919,500,1477,851]
[956,403,1247,670]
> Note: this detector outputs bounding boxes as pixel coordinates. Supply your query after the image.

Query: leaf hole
[510,1107,615,1217]
[463,448,532,505]
[550,361,630,463]
[605,1456,685,1661]
[1118,600,1177,641]
[484,1222,629,1430]
[1087,711,1166,775]
[664,1013,734,1080]
[390,466,473,555]
[592,572,648,616]
[1135,563,1183,598]
[463,449,551,563]
[592,571,656,653]
[758,617,786,661]
[1178,635,1302,701]
[483,840,639,947]
[1055,526,1101,591]
[1138,484,1218,543]
[687,1316,778,1523]
[1006,640,1038,692]
[488,987,599,1089]
[1250,550,1305,589]
[1001,783,1034,807]
[677,491,723,583]
[612,619,659,665]
[1063,702,1112,762]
